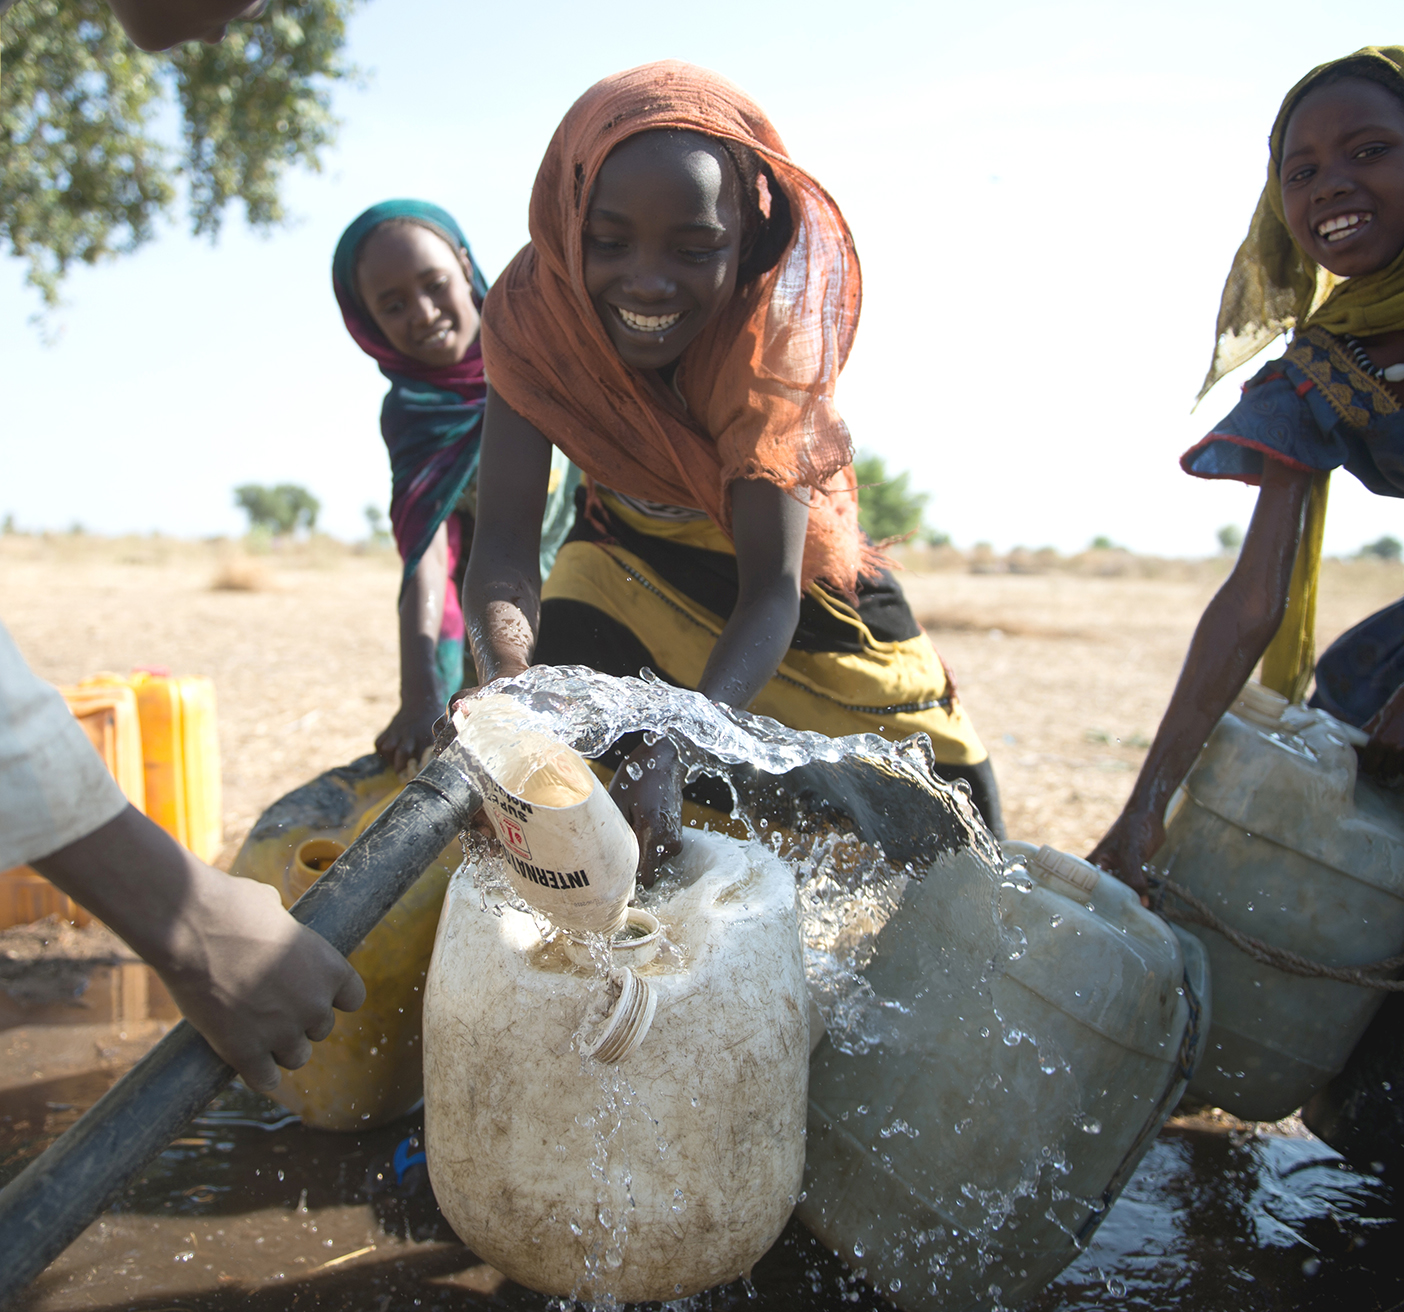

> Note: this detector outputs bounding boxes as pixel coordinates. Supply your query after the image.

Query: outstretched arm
[610,478,808,884]
[377,521,449,773]
[463,387,553,685]
[34,806,365,1092]
[1089,457,1313,893]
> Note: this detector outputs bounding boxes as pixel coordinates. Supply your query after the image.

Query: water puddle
[3,1064,1396,1310]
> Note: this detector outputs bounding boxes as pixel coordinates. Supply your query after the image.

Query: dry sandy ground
[3,534,1402,863]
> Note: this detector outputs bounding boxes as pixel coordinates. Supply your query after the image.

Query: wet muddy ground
[3,958,1400,1312]
[5,544,1404,1307]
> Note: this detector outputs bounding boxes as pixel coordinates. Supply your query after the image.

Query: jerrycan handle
[1232,681,1289,731]
[1030,846,1100,901]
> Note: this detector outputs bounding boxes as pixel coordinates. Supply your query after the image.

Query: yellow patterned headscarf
[1199,45,1404,401]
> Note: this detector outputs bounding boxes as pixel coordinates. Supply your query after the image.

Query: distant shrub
[364,504,392,545]
[854,453,931,542]
[234,483,321,536]
[1217,524,1243,552]
[1361,536,1403,562]
[211,555,274,592]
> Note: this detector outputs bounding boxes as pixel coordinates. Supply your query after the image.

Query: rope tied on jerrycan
[1150,877,1404,991]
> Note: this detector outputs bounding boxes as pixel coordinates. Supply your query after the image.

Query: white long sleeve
[0,620,128,870]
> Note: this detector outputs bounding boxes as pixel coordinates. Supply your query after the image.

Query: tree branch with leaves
[1,0,357,309]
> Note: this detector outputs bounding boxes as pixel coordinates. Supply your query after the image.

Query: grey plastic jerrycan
[1152,681,1404,1122]
[797,840,1207,1312]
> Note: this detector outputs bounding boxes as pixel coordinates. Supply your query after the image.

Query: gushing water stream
[446,666,1134,1308]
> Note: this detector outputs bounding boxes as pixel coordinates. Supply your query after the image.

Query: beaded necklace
[1342,334,1404,383]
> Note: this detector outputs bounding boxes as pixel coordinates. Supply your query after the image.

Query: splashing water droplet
[626,761,643,781]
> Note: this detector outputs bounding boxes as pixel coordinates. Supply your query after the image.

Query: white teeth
[616,307,683,332]
[1318,213,1368,239]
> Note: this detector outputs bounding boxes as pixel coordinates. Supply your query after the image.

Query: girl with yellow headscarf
[1092,45,1404,891]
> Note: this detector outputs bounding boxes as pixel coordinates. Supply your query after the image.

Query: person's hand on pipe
[33,805,366,1092]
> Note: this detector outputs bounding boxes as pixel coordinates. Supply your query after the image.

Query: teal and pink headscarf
[333,199,489,696]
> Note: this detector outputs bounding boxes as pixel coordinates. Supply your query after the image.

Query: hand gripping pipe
[0,745,484,1306]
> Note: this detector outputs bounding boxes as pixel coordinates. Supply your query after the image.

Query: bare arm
[376,521,449,773]
[463,387,553,685]
[611,479,808,883]
[1089,457,1313,892]
[33,806,365,1092]
[696,479,808,706]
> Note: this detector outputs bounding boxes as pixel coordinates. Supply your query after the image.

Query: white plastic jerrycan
[422,828,809,1304]
[1152,680,1404,1122]
[798,841,1208,1312]
[453,694,639,936]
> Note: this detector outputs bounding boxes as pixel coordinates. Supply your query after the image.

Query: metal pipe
[0,750,482,1306]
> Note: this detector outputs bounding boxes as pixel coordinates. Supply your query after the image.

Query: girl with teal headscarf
[333,200,577,770]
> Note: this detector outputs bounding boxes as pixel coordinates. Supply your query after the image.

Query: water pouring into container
[424,691,812,1302]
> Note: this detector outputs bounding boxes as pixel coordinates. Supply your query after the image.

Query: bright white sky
[3,1,1403,555]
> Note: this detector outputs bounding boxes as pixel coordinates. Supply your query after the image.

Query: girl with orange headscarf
[466,62,997,878]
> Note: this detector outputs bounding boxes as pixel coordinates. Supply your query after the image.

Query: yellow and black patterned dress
[535,486,1002,834]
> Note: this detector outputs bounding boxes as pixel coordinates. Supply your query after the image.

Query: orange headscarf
[481,60,880,596]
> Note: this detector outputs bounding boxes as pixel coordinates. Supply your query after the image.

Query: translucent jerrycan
[798,841,1207,1312]
[1152,681,1404,1122]
[228,756,459,1131]
[422,828,809,1304]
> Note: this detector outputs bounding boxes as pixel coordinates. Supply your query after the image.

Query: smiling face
[1281,76,1404,278]
[356,222,481,367]
[583,131,744,372]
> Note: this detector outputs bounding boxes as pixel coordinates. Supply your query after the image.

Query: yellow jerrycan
[228,755,459,1130]
[423,827,809,1304]
[125,670,223,862]
[60,679,147,809]
[1152,681,1404,1121]
[68,670,223,860]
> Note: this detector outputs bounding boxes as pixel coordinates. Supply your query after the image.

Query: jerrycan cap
[580,966,657,1064]
[1232,681,1289,731]
[1028,845,1100,902]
